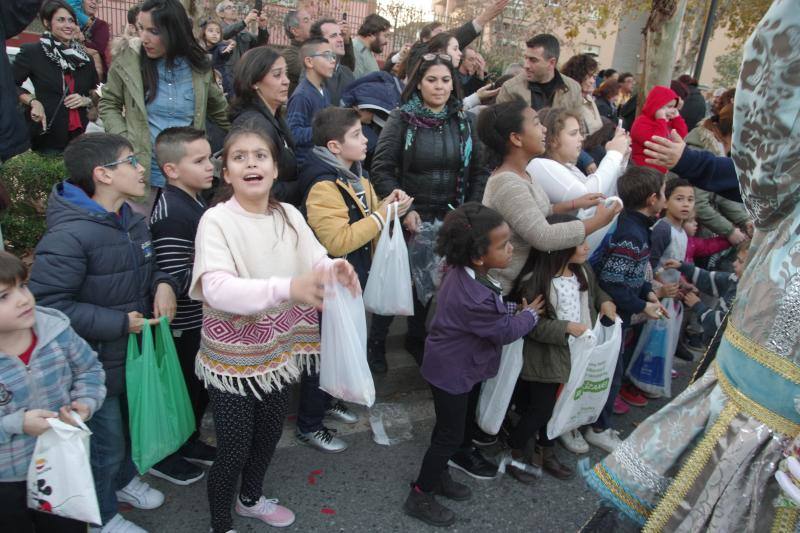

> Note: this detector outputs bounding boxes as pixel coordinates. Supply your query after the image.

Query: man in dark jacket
[1,0,42,163]
[29,133,178,530]
[678,74,708,131]
[282,7,313,96]
[216,0,269,68]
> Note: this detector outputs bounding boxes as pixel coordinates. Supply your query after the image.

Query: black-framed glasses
[102,154,140,169]
[421,53,452,63]
[310,51,337,61]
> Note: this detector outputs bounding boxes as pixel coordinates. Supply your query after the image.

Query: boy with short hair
[0,251,106,532]
[586,166,669,452]
[28,132,178,533]
[287,37,336,166]
[148,127,216,485]
[295,107,411,451]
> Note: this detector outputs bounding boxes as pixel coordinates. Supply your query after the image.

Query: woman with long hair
[593,79,621,122]
[228,47,300,205]
[99,0,229,209]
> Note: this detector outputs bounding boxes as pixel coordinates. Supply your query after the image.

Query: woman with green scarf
[369,54,487,373]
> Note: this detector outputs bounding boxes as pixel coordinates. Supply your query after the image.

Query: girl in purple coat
[403,202,544,527]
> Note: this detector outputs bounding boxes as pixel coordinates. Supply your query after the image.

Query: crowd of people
[1,0,797,532]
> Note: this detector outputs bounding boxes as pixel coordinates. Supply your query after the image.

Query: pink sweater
[685,235,731,264]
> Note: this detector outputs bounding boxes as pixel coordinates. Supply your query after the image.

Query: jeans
[296,367,333,433]
[594,326,633,431]
[86,395,138,525]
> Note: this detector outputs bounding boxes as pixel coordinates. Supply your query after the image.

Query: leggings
[0,481,86,533]
[509,381,560,450]
[207,385,289,533]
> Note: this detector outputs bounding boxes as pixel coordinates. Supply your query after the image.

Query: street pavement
[127,331,700,533]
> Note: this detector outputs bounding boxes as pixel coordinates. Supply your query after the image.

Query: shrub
[0,151,65,256]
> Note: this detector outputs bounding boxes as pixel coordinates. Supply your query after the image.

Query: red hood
[642,86,679,119]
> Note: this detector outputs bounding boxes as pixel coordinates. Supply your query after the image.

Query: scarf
[40,32,90,72]
[400,93,473,206]
[311,146,369,213]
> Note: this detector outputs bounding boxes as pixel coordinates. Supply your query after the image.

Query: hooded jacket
[0,307,106,481]
[631,85,689,171]
[29,182,177,396]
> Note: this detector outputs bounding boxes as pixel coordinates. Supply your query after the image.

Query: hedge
[0,151,65,256]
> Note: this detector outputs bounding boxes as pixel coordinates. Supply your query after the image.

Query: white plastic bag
[476,339,524,435]
[320,280,375,407]
[27,412,101,525]
[363,202,414,316]
[546,316,622,440]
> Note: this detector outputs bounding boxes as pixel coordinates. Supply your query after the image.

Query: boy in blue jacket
[0,251,106,531]
[29,133,178,532]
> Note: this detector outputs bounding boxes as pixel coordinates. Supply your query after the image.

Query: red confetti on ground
[321,508,336,515]
[287,415,297,421]
[311,469,323,476]
[307,475,317,485]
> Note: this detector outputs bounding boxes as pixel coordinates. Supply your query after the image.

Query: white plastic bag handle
[45,411,92,438]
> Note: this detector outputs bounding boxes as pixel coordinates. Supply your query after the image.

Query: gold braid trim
[716,362,800,436]
[592,463,651,520]
[726,321,800,385]
[771,507,800,533]
[643,402,739,533]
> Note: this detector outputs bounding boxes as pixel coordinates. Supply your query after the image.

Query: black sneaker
[435,469,471,501]
[179,439,216,467]
[149,453,204,486]
[472,428,498,447]
[368,339,388,374]
[447,448,498,480]
[403,485,455,527]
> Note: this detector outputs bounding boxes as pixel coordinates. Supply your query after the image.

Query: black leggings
[207,385,289,533]
[509,381,560,450]
[0,481,86,532]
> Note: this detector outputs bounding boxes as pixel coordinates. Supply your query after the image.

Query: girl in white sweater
[189,124,359,533]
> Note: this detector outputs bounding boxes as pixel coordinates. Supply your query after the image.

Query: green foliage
[712,46,743,88]
[0,151,65,256]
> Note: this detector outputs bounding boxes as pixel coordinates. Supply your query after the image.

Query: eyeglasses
[102,154,140,169]
[421,53,452,63]
[310,51,337,61]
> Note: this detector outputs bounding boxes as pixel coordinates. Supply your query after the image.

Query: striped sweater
[678,262,738,344]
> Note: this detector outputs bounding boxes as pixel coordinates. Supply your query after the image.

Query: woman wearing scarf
[582,1,800,531]
[370,54,487,373]
[13,0,97,154]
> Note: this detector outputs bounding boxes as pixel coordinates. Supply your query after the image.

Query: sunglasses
[310,51,337,61]
[421,53,452,63]
[102,154,140,169]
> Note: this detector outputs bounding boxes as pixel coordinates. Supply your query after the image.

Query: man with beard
[353,13,390,79]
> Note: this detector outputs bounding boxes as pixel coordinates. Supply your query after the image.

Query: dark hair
[63,133,134,196]
[477,98,529,166]
[0,251,28,288]
[229,47,283,120]
[127,4,141,25]
[512,213,588,307]
[283,10,299,41]
[670,80,688,100]
[139,0,210,104]
[712,88,735,115]
[357,14,390,38]
[665,177,693,199]
[538,107,583,158]
[198,17,223,48]
[300,37,329,65]
[599,68,617,79]
[215,122,298,242]
[561,54,598,85]
[420,21,443,41]
[526,34,560,61]
[582,117,616,152]
[616,166,665,209]
[678,74,698,87]
[426,32,456,55]
[309,18,337,40]
[312,107,360,146]
[593,79,620,100]
[40,0,77,28]
[436,203,505,267]
[618,72,634,84]
[704,102,733,140]
[401,54,463,105]
[155,126,207,169]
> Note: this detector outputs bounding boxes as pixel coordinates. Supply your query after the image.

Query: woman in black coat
[13,0,98,154]
[593,79,620,123]
[228,46,300,205]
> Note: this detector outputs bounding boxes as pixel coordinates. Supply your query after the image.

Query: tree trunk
[673,0,707,77]
[641,0,689,96]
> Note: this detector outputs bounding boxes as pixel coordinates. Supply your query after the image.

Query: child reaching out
[199,19,236,96]
[403,202,544,528]
[508,214,617,483]
[189,123,359,533]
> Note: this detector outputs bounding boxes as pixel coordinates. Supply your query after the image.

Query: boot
[367,338,387,374]
[403,485,456,527]
[434,468,471,501]
[539,445,574,480]
[507,448,540,485]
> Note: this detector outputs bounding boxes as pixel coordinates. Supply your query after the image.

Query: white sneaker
[89,513,148,533]
[116,477,165,510]
[559,429,590,454]
[584,428,623,453]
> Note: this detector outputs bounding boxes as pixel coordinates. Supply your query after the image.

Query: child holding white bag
[0,251,106,531]
[507,214,617,484]
[189,123,359,533]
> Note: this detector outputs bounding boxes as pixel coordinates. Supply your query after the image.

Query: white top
[552,275,582,323]
[527,150,625,204]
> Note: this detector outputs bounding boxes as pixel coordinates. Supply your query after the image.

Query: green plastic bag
[126,317,195,474]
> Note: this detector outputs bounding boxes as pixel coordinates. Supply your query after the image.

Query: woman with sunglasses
[99,0,230,212]
[13,0,98,154]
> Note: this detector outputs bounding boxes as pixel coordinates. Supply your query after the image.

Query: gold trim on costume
[726,321,800,385]
[771,507,800,533]
[643,402,739,533]
[716,362,800,436]
[592,463,651,520]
